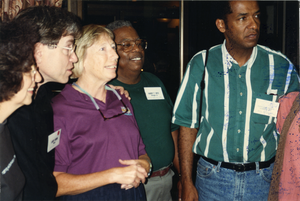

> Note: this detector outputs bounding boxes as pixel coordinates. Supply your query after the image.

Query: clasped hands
[114,159,150,190]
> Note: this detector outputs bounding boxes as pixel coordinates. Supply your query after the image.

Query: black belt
[201,156,275,172]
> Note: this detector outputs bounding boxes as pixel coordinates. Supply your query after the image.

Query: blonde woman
[52,24,151,200]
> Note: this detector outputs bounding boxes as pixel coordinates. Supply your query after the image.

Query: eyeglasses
[98,99,129,121]
[48,44,76,56]
[117,39,147,52]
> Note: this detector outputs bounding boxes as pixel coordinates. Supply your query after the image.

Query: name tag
[253,98,279,118]
[144,87,165,100]
[47,129,61,153]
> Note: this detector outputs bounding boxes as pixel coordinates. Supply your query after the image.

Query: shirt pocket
[251,92,277,132]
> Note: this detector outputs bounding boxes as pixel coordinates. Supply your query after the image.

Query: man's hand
[108,85,131,100]
[182,180,198,201]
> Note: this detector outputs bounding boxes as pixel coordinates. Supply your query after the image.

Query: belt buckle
[235,164,246,172]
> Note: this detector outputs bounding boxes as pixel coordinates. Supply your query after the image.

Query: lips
[130,53,143,61]
[105,65,117,69]
[246,32,258,40]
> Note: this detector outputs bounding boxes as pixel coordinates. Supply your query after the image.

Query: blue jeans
[195,157,274,201]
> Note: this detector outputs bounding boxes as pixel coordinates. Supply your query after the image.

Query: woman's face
[11,65,42,106]
[83,34,119,83]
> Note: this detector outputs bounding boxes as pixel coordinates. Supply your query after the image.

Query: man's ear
[34,42,43,65]
[216,19,226,33]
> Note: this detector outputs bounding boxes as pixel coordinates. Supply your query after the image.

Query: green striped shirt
[172,41,299,162]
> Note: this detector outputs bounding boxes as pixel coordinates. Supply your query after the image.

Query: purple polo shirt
[52,84,146,175]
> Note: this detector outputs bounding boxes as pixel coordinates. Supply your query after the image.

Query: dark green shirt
[109,72,178,171]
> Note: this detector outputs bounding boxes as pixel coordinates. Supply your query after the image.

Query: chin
[23,98,33,106]
[57,77,70,84]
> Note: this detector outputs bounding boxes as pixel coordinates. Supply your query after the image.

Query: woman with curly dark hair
[0,21,42,200]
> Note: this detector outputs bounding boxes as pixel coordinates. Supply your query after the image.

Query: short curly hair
[0,20,40,102]
[106,20,132,31]
[13,6,82,45]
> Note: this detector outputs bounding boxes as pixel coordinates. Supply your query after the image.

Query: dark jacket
[8,83,58,201]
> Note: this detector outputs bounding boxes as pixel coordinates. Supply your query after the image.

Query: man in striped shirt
[172,1,299,201]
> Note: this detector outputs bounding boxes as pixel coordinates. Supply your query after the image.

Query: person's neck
[226,44,254,67]
[35,80,48,98]
[75,76,107,103]
[0,101,21,123]
[117,69,141,85]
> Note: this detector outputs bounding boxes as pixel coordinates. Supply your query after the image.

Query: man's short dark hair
[13,6,82,45]
[215,1,259,26]
[215,1,232,24]
[0,21,39,102]
[106,20,132,31]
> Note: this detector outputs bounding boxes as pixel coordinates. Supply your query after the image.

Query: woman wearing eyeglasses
[52,24,151,201]
[0,22,42,200]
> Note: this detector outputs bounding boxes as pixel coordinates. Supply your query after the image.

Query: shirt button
[239,75,241,78]
[237,148,239,152]
[238,129,241,133]
[240,92,243,96]
[239,111,242,115]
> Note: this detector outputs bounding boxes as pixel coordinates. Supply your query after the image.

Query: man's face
[222,1,260,50]
[113,26,145,74]
[36,35,78,84]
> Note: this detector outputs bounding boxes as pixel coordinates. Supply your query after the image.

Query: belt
[201,156,275,172]
[150,166,171,178]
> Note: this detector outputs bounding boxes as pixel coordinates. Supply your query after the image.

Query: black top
[0,120,25,201]
[8,83,58,201]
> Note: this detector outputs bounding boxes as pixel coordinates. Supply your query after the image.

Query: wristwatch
[147,160,152,177]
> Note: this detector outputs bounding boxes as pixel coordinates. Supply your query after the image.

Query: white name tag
[253,98,279,118]
[144,87,165,100]
[47,129,61,153]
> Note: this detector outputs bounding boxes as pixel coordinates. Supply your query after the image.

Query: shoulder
[257,44,291,64]
[189,44,222,67]
[141,72,165,87]
[279,91,300,105]
[51,84,73,107]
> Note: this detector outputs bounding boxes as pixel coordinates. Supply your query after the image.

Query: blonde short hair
[72,24,114,78]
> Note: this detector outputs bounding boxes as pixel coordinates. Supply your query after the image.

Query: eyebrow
[119,37,140,43]
[237,9,260,18]
[66,38,75,44]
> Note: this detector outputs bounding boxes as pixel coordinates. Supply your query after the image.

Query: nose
[70,51,78,63]
[111,47,119,60]
[131,41,142,52]
[248,16,259,30]
[34,70,42,83]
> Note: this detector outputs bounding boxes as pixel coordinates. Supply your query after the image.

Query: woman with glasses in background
[52,24,151,201]
[0,21,42,200]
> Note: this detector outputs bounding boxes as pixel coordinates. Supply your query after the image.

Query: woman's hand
[111,159,148,189]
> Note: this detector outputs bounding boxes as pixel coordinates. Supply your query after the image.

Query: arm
[54,157,150,197]
[171,129,182,200]
[179,126,198,201]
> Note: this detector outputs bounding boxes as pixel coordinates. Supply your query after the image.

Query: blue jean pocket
[260,162,274,183]
[197,157,215,178]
